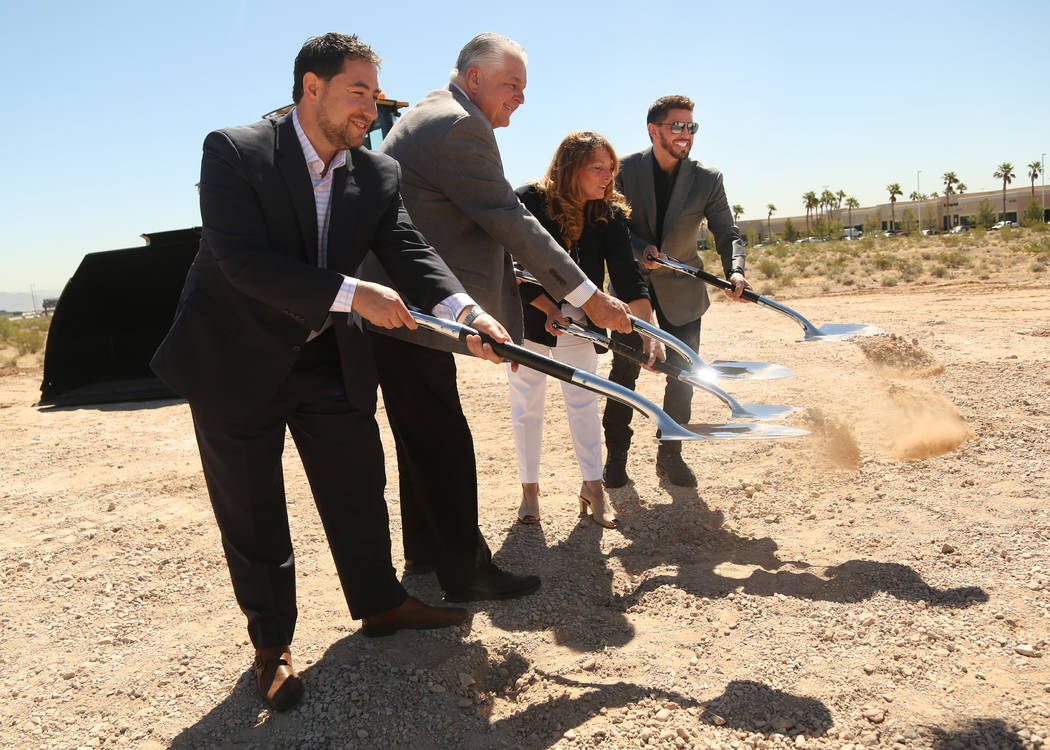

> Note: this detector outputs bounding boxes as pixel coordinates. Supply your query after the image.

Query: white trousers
[505,334,602,483]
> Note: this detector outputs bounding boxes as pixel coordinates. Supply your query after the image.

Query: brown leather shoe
[253,646,303,712]
[361,596,468,637]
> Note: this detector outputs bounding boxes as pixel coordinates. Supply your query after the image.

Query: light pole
[916,169,922,232]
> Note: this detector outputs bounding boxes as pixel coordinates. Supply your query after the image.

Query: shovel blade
[729,403,800,421]
[708,360,794,380]
[679,422,810,440]
[801,323,884,342]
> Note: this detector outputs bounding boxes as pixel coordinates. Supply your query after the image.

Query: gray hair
[449,33,527,81]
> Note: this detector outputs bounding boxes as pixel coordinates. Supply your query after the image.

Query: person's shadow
[487,478,986,652]
[610,481,987,610]
[167,634,833,750]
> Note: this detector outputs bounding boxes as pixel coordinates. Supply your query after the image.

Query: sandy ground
[1,278,1049,750]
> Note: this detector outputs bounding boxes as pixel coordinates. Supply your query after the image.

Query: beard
[317,102,367,150]
[657,129,691,161]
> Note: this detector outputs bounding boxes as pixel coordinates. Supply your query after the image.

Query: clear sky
[3,0,1047,292]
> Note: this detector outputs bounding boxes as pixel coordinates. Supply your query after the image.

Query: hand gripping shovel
[651,255,884,342]
[552,319,799,422]
[409,311,807,442]
[512,267,792,380]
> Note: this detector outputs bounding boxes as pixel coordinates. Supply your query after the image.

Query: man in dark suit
[151,33,508,712]
[603,95,753,488]
[360,33,631,601]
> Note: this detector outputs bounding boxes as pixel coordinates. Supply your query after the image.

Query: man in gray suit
[603,94,753,488]
[364,33,631,601]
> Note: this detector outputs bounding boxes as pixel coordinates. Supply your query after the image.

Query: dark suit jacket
[514,184,649,347]
[151,113,464,421]
[616,148,746,326]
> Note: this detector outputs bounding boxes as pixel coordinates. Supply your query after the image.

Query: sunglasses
[654,121,699,135]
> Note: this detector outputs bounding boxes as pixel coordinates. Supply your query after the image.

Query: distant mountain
[0,290,63,315]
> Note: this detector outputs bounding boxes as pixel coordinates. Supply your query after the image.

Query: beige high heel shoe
[579,479,618,529]
[518,483,540,524]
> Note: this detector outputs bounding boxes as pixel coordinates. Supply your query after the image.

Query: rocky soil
[1,278,1048,749]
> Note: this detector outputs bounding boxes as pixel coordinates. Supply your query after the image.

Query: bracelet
[462,307,484,328]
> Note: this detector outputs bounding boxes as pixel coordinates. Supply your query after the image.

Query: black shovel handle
[656,257,763,304]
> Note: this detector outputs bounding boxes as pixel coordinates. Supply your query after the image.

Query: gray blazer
[360,84,589,352]
[616,148,745,326]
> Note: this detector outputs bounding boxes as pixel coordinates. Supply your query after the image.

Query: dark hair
[292,33,381,103]
[646,95,694,125]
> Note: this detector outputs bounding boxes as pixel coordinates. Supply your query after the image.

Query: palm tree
[766,204,776,241]
[802,191,817,233]
[732,204,744,224]
[942,172,958,228]
[846,196,859,232]
[835,189,846,223]
[957,183,967,195]
[1028,161,1043,199]
[993,163,1015,218]
[886,183,902,230]
[819,189,836,235]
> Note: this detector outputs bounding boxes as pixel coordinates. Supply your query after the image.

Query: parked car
[950,225,969,233]
[990,221,1019,230]
[921,229,936,235]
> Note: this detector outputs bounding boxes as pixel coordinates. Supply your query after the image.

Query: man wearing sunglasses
[603,94,752,488]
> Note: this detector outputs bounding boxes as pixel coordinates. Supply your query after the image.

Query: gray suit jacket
[360,84,589,352]
[616,148,745,326]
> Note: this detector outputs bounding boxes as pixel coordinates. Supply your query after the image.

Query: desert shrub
[1024,199,1044,225]
[872,253,896,270]
[0,316,50,355]
[760,283,776,296]
[858,237,876,251]
[768,243,790,259]
[920,251,933,260]
[777,272,797,287]
[758,258,781,278]
[792,258,810,274]
[1000,226,1016,242]
[1032,261,1047,273]
[881,274,899,287]
[931,265,949,278]
[934,251,969,268]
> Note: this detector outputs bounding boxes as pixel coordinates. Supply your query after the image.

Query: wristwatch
[462,306,485,328]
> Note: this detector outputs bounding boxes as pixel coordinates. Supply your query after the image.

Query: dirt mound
[802,407,860,469]
[854,333,943,376]
[1017,324,1050,337]
[880,382,974,459]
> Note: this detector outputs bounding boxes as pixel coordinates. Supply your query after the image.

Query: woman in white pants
[509,132,662,528]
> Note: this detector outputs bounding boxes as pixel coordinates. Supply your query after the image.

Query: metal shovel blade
[705,360,794,380]
[799,323,884,342]
[680,422,810,440]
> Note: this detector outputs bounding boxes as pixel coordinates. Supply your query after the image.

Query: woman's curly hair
[536,131,630,246]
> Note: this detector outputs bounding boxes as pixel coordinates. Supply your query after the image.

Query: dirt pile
[854,333,943,377]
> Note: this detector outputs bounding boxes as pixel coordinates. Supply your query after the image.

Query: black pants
[603,298,701,456]
[369,333,492,591]
[190,330,406,649]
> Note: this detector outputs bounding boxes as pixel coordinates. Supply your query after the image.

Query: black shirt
[652,156,681,244]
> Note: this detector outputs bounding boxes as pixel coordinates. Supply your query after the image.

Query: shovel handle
[655,256,763,304]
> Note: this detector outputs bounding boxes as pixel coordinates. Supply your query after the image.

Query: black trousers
[603,297,701,456]
[369,332,491,590]
[190,330,406,649]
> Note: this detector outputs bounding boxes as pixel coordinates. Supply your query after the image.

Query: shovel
[650,255,884,342]
[409,311,807,442]
[553,320,799,422]
[513,267,792,380]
